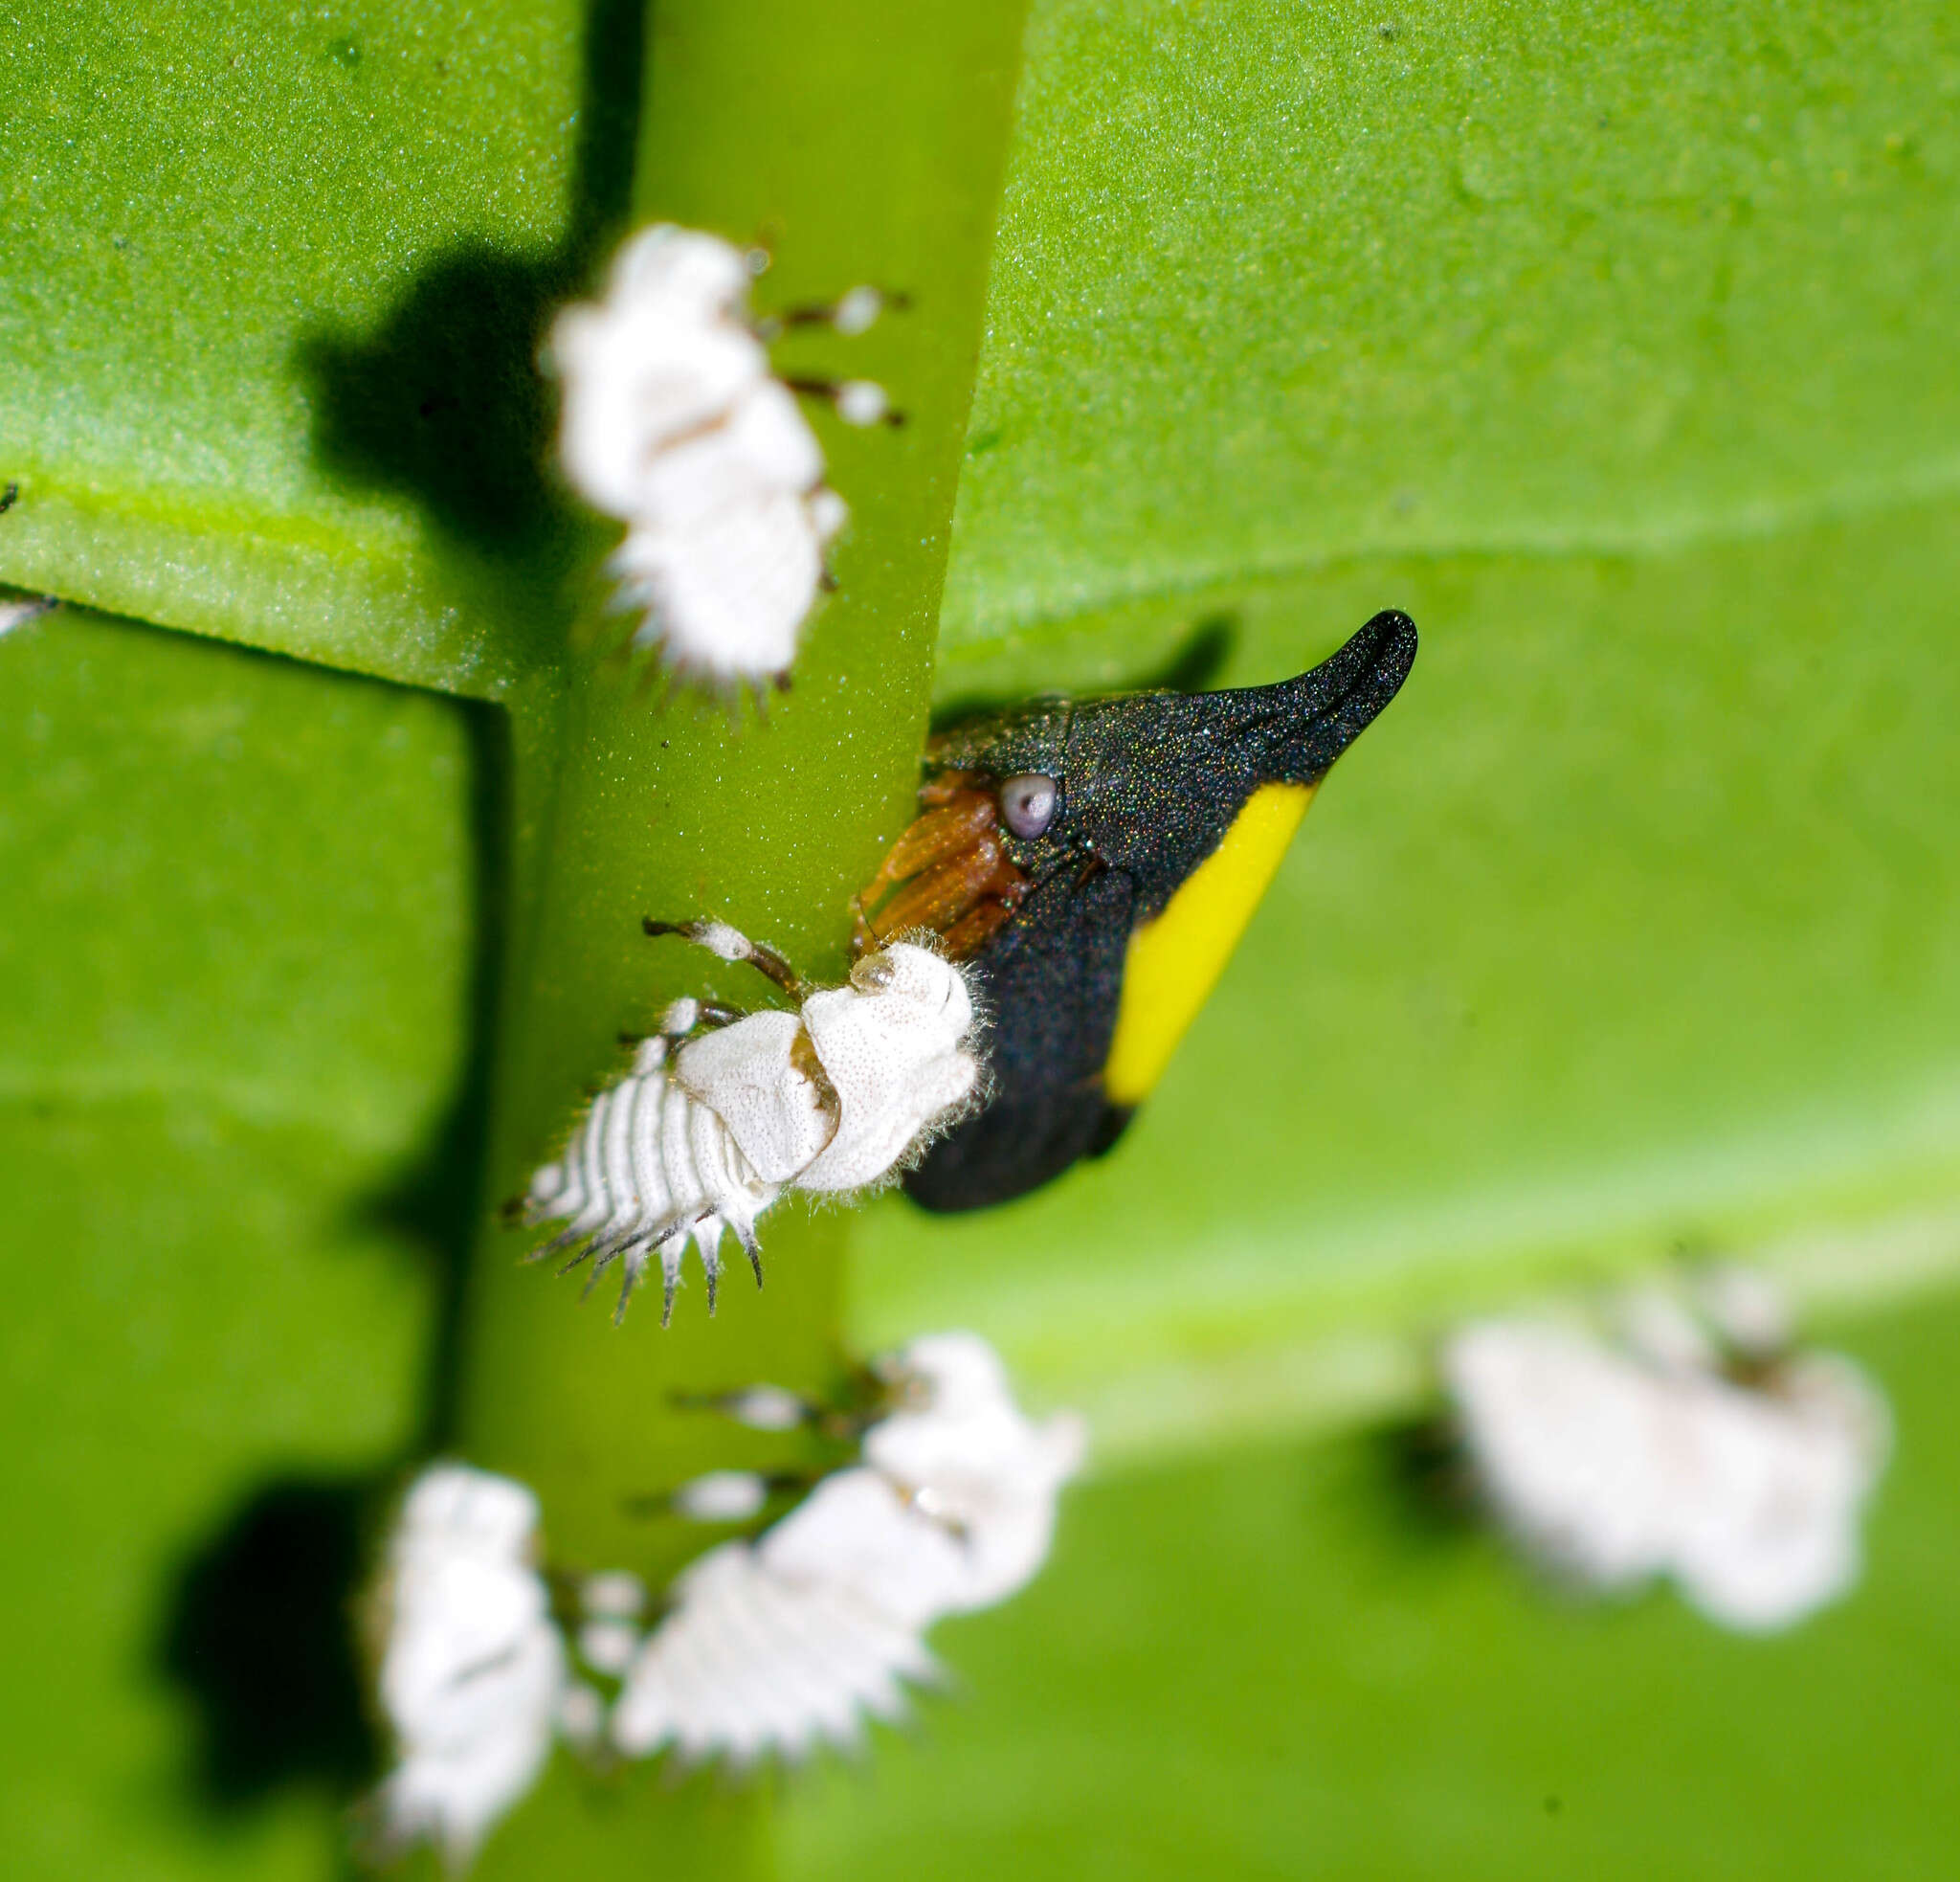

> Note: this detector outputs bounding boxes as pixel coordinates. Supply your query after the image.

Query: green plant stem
[441,0,1030,1867]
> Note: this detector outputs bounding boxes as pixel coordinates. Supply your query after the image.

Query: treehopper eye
[853,609,1418,1211]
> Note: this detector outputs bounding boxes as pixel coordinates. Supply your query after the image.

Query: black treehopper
[853,609,1418,1211]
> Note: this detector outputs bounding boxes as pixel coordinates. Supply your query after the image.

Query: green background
[3,0,1956,1875]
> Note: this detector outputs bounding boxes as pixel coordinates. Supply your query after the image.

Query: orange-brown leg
[939,897,1019,959]
[853,773,1035,957]
[864,835,1024,946]
[857,791,999,908]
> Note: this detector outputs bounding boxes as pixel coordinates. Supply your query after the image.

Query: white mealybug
[366,1466,568,1869]
[611,1331,1085,1767]
[1442,1272,1890,1632]
[522,920,982,1325]
[547,224,893,687]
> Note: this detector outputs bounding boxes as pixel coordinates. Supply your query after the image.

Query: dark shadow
[302,246,582,565]
[929,611,1240,734]
[296,0,645,611]
[153,0,649,1827]
[1130,612,1237,695]
[157,1476,381,1805]
[560,0,648,268]
[306,0,645,1454]
[364,700,514,1451]
[1368,1414,1483,1549]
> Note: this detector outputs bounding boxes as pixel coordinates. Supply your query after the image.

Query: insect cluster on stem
[364,1333,1084,1853]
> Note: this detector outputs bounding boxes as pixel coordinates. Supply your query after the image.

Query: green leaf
[837,0,1960,1448]
[2,0,612,693]
[855,501,1960,1454]
[0,608,460,1874]
[781,1288,1960,1881]
[7,0,1960,1875]
[942,0,1960,655]
[6,1,1030,1874]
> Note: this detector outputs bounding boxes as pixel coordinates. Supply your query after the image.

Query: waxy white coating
[612,1332,1085,1765]
[1444,1280,1889,1632]
[549,224,869,683]
[525,939,980,1321]
[369,1467,568,1867]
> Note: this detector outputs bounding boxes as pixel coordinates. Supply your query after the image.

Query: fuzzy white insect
[523,921,982,1325]
[547,224,889,686]
[611,1331,1085,1766]
[1442,1275,1890,1632]
[368,1466,568,1870]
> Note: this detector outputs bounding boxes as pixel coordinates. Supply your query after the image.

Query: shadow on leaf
[157,1475,382,1807]
[153,0,651,1829]
[930,611,1241,734]
[1366,1413,1483,1551]
[302,247,582,563]
[363,700,515,1451]
[293,0,646,649]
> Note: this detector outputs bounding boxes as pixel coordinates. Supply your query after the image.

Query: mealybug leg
[643,917,809,1000]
